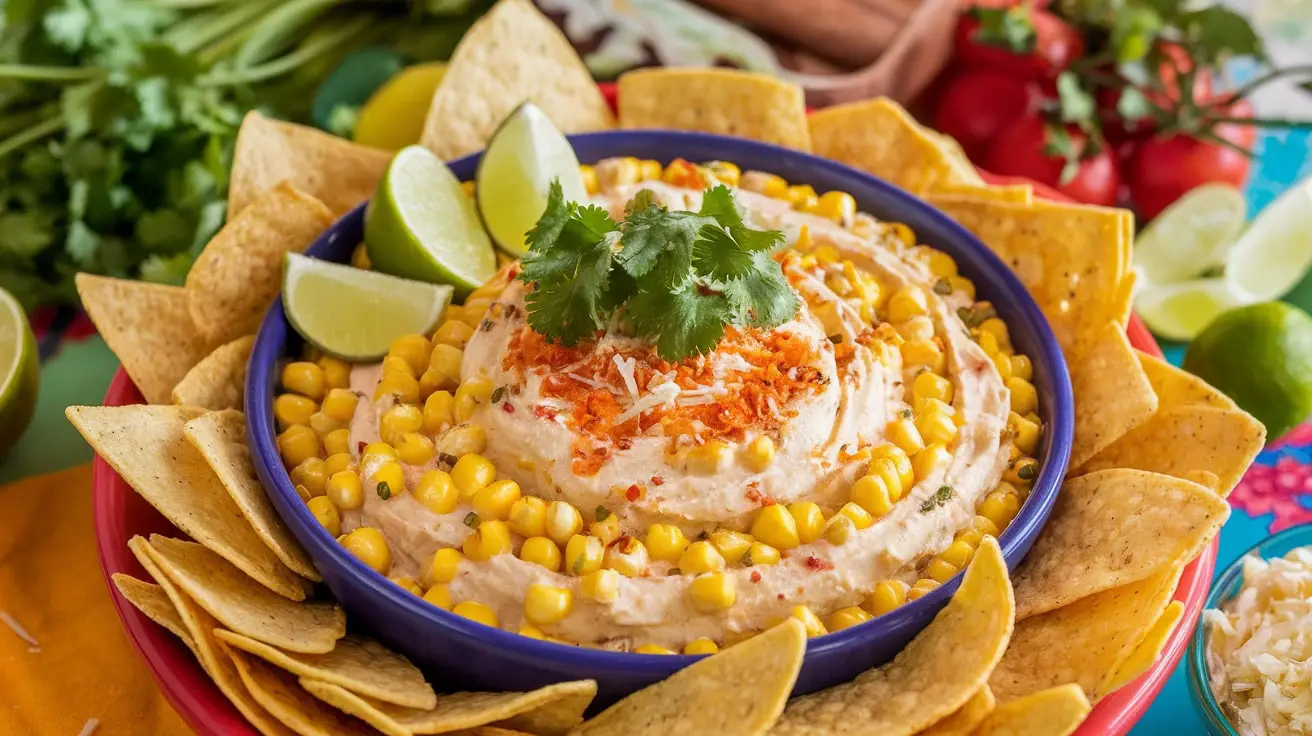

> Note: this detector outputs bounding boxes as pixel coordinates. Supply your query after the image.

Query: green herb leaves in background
[520,182,798,360]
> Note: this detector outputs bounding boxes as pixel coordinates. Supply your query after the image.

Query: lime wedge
[365,145,496,297]
[1134,277,1250,341]
[0,287,37,458]
[475,102,586,256]
[283,253,452,360]
[1226,177,1312,301]
[1133,183,1246,286]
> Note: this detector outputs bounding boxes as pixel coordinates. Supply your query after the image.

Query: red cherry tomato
[1127,100,1254,221]
[982,115,1121,206]
[933,70,1040,160]
[953,9,1083,79]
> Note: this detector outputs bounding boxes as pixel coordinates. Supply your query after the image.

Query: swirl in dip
[275,157,1045,654]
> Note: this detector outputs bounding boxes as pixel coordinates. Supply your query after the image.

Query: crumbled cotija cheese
[1206,547,1312,736]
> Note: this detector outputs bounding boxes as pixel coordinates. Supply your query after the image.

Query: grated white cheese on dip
[1205,546,1312,736]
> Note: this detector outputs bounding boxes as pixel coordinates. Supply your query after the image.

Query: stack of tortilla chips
[67,0,1264,734]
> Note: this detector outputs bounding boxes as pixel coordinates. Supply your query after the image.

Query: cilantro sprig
[519,182,798,361]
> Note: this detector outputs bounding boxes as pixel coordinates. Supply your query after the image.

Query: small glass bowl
[1186,523,1312,735]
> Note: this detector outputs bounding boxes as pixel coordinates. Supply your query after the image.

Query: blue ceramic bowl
[247,130,1074,705]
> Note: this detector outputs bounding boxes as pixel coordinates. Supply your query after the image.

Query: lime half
[0,287,37,458]
[1226,177,1312,301]
[365,145,496,297]
[1133,183,1246,286]
[475,102,586,256]
[1134,277,1250,342]
[283,253,452,360]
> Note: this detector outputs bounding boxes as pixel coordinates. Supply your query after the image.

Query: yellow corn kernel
[741,171,787,198]
[452,601,498,627]
[423,390,456,433]
[436,423,486,457]
[980,488,1021,529]
[678,541,726,575]
[324,452,353,477]
[709,529,753,565]
[396,432,436,466]
[947,274,976,300]
[991,350,1013,381]
[545,502,583,546]
[517,625,549,640]
[388,334,432,376]
[850,474,893,517]
[589,511,621,546]
[683,638,719,655]
[826,606,873,632]
[462,519,512,561]
[973,514,1001,539]
[744,542,781,566]
[887,416,926,456]
[454,377,495,422]
[912,372,954,405]
[785,184,819,212]
[323,428,351,457]
[309,411,346,440]
[277,425,321,468]
[955,526,984,549]
[519,537,562,572]
[977,330,1001,358]
[926,558,958,584]
[925,249,958,279]
[599,157,641,189]
[1007,377,1038,416]
[422,584,452,610]
[564,534,603,576]
[282,361,326,400]
[341,527,391,573]
[866,459,905,505]
[274,394,317,428]
[887,285,928,323]
[604,536,649,577]
[1011,354,1033,381]
[912,443,952,483]
[351,243,371,269]
[645,524,689,564]
[307,496,341,536]
[460,299,492,328]
[689,572,737,613]
[433,320,475,349]
[741,435,776,472]
[579,164,599,195]
[427,548,463,585]
[380,404,423,445]
[580,569,620,604]
[704,160,741,187]
[788,501,825,544]
[822,515,855,546]
[426,343,464,387]
[391,576,423,596]
[637,159,663,180]
[451,454,496,499]
[372,461,405,497]
[915,408,958,447]
[1004,456,1039,487]
[750,505,800,551]
[790,605,827,637]
[318,355,350,389]
[687,440,731,475]
[901,339,945,373]
[838,501,874,530]
[815,191,857,222]
[524,583,573,626]
[899,315,935,343]
[362,441,396,462]
[473,479,521,521]
[1009,412,1041,455]
[866,580,909,615]
[635,644,676,655]
[979,317,1012,352]
[508,496,548,538]
[414,470,458,515]
[938,539,975,569]
[907,579,941,601]
[870,444,915,491]
[375,374,420,405]
[290,458,327,497]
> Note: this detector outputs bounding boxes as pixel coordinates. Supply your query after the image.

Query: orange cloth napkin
[0,463,191,735]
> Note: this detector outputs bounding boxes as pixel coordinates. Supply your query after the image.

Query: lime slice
[1226,177,1312,301]
[0,287,37,458]
[365,145,496,297]
[283,253,452,360]
[1134,277,1250,341]
[1185,301,1312,438]
[475,102,586,256]
[1133,183,1246,286]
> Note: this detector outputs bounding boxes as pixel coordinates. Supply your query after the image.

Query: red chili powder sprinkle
[805,556,835,571]
[750,570,762,584]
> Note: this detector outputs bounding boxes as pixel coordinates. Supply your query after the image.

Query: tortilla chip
[989,565,1181,704]
[973,684,1091,736]
[221,642,377,736]
[1184,469,1222,492]
[66,405,309,600]
[215,630,435,710]
[112,573,196,655]
[419,0,613,161]
[1103,599,1185,693]
[1113,271,1137,326]
[617,68,811,151]
[923,131,987,186]
[1079,405,1266,496]
[145,534,343,654]
[928,183,1032,205]
[1137,351,1236,410]
[770,538,1013,736]
[172,336,255,411]
[932,199,1125,353]
[75,275,212,405]
[808,98,978,194]
[229,111,391,218]
[302,678,596,736]
[917,686,995,736]
[128,536,298,736]
[188,182,334,345]
[183,410,319,581]
[1013,469,1228,620]
[575,619,804,736]
[1068,322,1158,468]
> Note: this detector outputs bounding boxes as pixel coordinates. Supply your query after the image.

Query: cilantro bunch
[519,182,799,361]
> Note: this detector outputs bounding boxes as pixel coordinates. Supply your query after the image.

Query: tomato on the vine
[982,115,1120,206]
[1127,100,1255,220]
[933,70,1040,160]
[953,9,1083,79]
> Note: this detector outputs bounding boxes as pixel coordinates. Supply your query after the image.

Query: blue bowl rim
[246,129,1075,671]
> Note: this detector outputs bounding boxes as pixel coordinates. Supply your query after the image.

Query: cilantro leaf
[626,286,732,360]
[692,226,756,281]
[616,200,710,289]
[525,180,571,254]
[728,224,785,253]
[524,238,612,346]
[697,185,742,227]
[724,251,799,328]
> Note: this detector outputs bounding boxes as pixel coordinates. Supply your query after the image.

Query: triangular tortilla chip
[1137,351,1236,410]
[221,643,377,736]
[1068,322,1158,468]
[927,183,1033,206]
[618,68,811,150]
[188,183,334,345]
[66,405,309,600]
[76,275,212,405]
[1103,600,1185,693]
[918,686,995,736]
[769,538,1013,736]
[419,0,613,161]
[111,573,196,656]
[229,111,391,218]
[1013,469,1228,620]
[184,410,319,581]
[172,336,255,411]
[1079,404,1266,496]
[1113,271,1137,326]
[973,684,1090,736]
